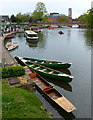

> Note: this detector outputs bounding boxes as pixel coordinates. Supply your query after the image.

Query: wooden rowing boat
[14,56,73,82]
[5,34,14,39]
[22,57,72,68]
[5,42,18,51]
[24,66,76,113]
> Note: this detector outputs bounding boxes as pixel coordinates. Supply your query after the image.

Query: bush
[2,66,25,78]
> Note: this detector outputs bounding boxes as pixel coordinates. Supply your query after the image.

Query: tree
[57,16,71,23]
[16,13,30,23]
[78,8,93,28]
[10,15,16,22]
[32,2,48,22]
[16,13,22,23]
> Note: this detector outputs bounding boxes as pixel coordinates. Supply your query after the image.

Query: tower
[68,8,72,18]
[91,1,93,8]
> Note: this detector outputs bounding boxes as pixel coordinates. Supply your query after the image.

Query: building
[0,15,10,30]
[68,8,72,18]
[50,13,59,16]
[49,12,66,23]
[91,1,93,8]
[0,15,9,22]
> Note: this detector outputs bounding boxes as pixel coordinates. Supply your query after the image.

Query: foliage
[2,66,25,78]
[57,16,71,23]
[2,80,50,118]
[78,8,93,28]
[32,2,48,22]
[16,13,30,23]
[10,15,16,22]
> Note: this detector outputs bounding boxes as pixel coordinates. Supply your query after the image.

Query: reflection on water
[44,68,72,91]
[26,40,38,47]
[44,77,72,92]
[84,29,93,47]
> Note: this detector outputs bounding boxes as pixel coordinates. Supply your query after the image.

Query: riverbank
[0,33,51,118]
[2,79,51,118]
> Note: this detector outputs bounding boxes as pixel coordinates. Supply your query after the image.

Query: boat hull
[23,57,71,68]
[29,67,72,82]
[24,66,76,113]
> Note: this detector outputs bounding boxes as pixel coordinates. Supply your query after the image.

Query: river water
[6,28,92,119]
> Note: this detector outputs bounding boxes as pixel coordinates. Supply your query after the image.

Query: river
[6,28,92,119]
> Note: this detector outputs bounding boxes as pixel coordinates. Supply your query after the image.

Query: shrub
[2,66,25,78]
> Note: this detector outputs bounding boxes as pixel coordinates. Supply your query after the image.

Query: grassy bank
[2,79,51,119]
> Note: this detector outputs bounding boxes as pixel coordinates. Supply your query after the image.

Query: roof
[49,14,66,18]
[25,30,37,34]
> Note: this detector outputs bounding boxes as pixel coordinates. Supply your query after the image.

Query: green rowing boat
[14,56,73,82]
[22,57,72,68]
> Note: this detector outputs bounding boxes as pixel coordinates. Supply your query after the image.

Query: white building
[91,1,93,8]
[68,8,72,18]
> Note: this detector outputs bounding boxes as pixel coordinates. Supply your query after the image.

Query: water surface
[8,28,92,119]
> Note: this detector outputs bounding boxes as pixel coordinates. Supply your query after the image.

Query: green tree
[10,15,16,22]
[32,2,48,22]
[57,16,71,23]
[16,13,22,23]
[78,8,93,28]
[16,13,30,23]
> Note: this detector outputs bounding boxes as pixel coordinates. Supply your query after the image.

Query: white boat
[24,30,38,41]
[5,42,18,51]
[72,24,79,28]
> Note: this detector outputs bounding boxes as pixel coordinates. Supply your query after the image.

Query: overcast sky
[0,0,92,18]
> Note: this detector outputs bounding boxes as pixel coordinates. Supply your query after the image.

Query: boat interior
[24,66,76,113]
[31,76,62,100]
[25,64,62,99]
[25,62,64,76]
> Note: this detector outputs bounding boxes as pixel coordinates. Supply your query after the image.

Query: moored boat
[5,34,14,39]
[22,57,72,68]
[24,30,38,41]
[14,56,73,82]
[5,42,18,51]
[23,66,76,113]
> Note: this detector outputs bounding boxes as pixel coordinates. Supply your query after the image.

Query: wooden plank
[53,96,76,112]
[8,77,20,85]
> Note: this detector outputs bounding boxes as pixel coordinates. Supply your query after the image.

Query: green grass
[2,80,51,119]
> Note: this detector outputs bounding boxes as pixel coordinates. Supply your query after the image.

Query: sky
[0,0,93,18]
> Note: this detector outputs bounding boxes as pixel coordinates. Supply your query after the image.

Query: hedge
[1,66,25,78]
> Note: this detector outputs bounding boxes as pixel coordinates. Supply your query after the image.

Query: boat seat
[34,61,38,62]
[39,69,47,72]
[48,71,54,74]
[43,86,53,92]
[29,65,34,67]
[41,61,44,63]
[34,67,40,69]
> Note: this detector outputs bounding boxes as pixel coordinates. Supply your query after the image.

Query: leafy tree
[10,15,16,22]
[57,16,71,23]
[78,8,93,28]
[32,2,48,22]
[16,13,30,23]
[16,13,22,23]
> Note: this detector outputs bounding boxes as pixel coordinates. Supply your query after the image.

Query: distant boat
[24,30,38,41]
[22,57,72,68]
[14,56,74,82]
[5,42,18,51]
[58,31,64,34]
[72,24,79,28]
[5,34,14,39]
[24,66,76,113]
[34,28,42,33]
